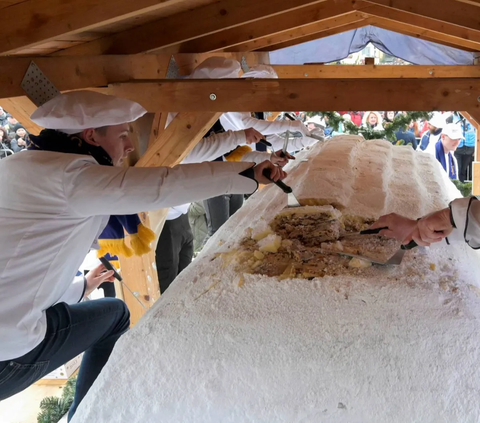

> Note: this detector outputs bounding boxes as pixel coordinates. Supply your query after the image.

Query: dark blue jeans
[0,298,130,421]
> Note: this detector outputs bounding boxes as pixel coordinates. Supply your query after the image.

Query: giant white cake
[72,136,480,423]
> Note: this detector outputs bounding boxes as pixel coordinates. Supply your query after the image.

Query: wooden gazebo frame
[1,0,479,324]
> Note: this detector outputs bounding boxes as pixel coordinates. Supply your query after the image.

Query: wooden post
[463,111,480,195]
[0,97,43,134]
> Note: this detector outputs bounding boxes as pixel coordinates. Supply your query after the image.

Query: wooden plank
[368,16,480,52]
[53,0,331,55]
[225,12,368,53]
[0,55,170,100]
[356,2,480,47]
[0,97,43,134]
[161,0,362,53]
[109,78,480,112]
[148,113,167,148]
[136,112,221,167]
[363,0,480,33]
[473,162,480,195]
[257,19,372,51]
[271,65,480,79]
[0,0,185,54]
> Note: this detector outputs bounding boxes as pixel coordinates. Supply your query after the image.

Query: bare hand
[253,160,287,185]
[404,208,452,246]
[244,128,264,144]
[270,150,295,167]
[84,263,115,297]
[17,138,26,146]
[369,213,418,243]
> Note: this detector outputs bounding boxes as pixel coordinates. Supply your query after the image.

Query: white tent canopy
[270,26,478,65]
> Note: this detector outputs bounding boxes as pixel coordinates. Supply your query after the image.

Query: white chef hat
[442,123,464,140]
[30,90,147,134]
[306,115,325,126]
[188,57,241,79]
[241,65,278,79]
[428,113,446,129]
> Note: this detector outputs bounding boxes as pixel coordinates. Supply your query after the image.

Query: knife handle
[259,138,272,147]
[284,113,297,121]
[262,168,292,194]
[99,256,123,281]
[359,227,388,235]
[401,240,418,250]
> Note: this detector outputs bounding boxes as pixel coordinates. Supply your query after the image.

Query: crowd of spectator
[289,110,477,183]
[0,106,30,158]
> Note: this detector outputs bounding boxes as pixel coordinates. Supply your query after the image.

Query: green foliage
[37,377,77,423]
[321,111,430,142]
[451,179,473,197]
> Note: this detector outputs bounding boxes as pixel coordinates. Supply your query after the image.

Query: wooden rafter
[0,97,42,134]
[368,17,479,52]
[0,55,170,99]
[158,0,363,53]
[271,65,480,78]
[53,0,328,56]
[225,12,369,53]
[108,78,480,112]
[256,19,373,51]
[355,2,480,48]
[363,0,480,33]
[0,0,184,55]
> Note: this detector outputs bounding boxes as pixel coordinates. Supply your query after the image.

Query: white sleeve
[240,150,271,163]
[56,276,86,304]
[446,197,480,248]
[221,112,307,135]
[266,134,318,152]
[63,158,258,216]
[181,130,246,164]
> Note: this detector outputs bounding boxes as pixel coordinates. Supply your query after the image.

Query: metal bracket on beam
[166,55,180,79]
[240,56,250,73]
[21,61,60,107]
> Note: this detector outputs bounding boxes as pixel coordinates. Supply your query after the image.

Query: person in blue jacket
[453,113,476,182]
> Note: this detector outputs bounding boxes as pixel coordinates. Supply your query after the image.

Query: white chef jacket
[0,151,257,360]
[166,129,247,220]
[447,196,480,248]
[220,112,315,158]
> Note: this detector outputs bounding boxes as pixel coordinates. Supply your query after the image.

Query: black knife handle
[401,240,418,250]
[284,113,297,121]
[100,256,123,282]
[262,168,292,194]
[359,227,388,235]
[259,138,272,147]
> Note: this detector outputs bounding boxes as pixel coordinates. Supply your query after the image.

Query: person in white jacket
[156,57,269,294]
[220,65,316,154]
[0,90,286,420]
[369,197,480,248]
[156,126,264,294]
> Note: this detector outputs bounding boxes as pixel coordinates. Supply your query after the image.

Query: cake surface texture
[72,136,480,423]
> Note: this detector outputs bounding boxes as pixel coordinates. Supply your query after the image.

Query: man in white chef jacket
[0,90,286,420]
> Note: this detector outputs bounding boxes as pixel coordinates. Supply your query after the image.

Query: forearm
[65,159,258,216]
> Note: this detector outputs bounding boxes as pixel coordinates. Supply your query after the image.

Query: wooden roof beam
[0,55,170,99]
[368,17,480,52]
[354,2,480,50]
[54,0,331,56]
[0,0,185,55]
[362,0,480,33]
[225,12,368,53]
[271,65,480,78]
[256,18,373,51]
[157,0,363,53]
[108,78,480,112]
